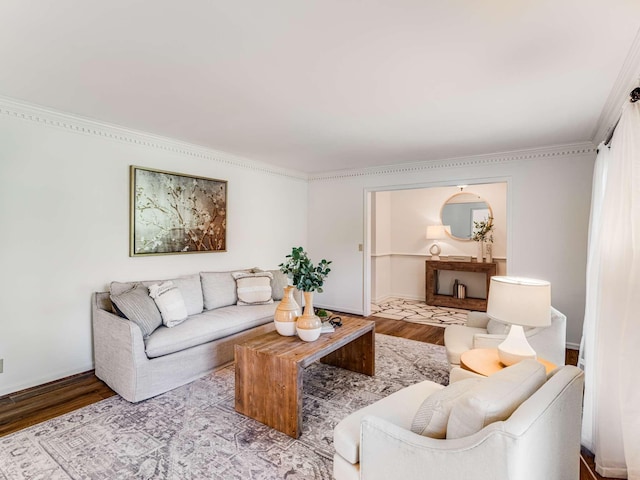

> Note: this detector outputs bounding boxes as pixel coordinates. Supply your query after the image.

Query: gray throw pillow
[110,283,162,338]
[410,378,482,438]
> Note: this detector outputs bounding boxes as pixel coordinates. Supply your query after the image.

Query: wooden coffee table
[235,316,375,438]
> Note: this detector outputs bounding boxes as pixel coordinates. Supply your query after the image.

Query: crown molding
[592,27,640,144]
[308,142,596,181]
[0,96,309,181]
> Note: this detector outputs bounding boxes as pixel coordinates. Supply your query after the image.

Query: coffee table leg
[235,346,303,438]
[320,328,375,376]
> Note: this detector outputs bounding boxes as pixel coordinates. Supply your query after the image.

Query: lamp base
[429,242,441,260]
[497,325,537,366]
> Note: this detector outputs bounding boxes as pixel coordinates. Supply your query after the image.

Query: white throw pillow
[410,378,482,438]
[231,271,274,305]
[148,281,189,327]
[446,359,546,439]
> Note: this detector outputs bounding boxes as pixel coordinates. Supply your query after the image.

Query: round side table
[460,348,556,377]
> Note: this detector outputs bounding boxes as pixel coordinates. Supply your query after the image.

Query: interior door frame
[362,176,512,316]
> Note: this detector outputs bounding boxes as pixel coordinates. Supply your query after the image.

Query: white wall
[308,145,595,347]
[0,100,308,396]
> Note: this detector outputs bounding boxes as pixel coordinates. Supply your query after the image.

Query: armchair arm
[359,415,512,480]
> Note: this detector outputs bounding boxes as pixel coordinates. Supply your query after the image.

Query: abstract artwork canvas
[130,166,227,256]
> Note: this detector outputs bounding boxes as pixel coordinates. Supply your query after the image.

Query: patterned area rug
[371,297,469,326]
[0,334,449,480]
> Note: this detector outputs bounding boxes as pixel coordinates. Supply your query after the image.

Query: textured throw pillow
[110,283,162,338]
[446,359,546,439]
[148,281,189,327]
[410,378,482,438]
[232,271,274,305]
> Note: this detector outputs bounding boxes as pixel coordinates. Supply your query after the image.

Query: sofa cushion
[144,303,277,358]
[111,274,203,316]
[110,283,162,338]
[410,378,482,438]
[200,271,240,310]
[334,380,444,465]
[148,281,188,327]
[232,271,274,305]
[269,270,289,301]
[446,359,546,439]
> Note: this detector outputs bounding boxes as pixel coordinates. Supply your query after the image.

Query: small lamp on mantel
[426,225,451,261]
[486,276,551,366]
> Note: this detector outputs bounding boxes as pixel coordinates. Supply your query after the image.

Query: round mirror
[440,192,492,241]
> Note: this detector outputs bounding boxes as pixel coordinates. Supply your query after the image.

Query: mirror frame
[440,192,493,241]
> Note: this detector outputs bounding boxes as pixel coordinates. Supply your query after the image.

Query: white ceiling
[1,1,639,174]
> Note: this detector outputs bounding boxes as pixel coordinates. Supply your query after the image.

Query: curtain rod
[604,87,640,146]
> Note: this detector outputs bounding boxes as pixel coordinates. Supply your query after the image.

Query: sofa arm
[359,415,511,480]
[92,292,149,402]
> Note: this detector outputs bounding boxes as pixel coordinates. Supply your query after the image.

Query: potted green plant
[279,246,332,341]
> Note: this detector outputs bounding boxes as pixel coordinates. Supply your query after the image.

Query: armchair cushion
[410,378,481,438]
[446,359,546,439]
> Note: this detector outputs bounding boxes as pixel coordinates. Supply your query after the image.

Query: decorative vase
[296,291,322,342]
[274,286,301,336]
[485,242,493,263]
[476,241,483,262]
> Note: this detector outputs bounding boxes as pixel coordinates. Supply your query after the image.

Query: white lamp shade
[426,225,451,240]
[487,276,551,328]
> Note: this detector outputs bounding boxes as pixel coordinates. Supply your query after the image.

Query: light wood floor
[0,316,604,479]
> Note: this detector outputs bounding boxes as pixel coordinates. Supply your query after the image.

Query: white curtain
[580,101,640,479]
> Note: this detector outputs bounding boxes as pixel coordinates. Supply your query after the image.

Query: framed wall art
[130,166,227,256]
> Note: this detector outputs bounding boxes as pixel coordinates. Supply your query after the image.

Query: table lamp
[426,225,451,260]
[486,276,551,366]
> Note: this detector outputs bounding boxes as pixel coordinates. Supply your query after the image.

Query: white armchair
[444,307,567,368]
[333,363,584,480]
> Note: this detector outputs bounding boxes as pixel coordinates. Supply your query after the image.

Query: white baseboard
[372,294,424,304]
[314,303,364,316]
[565,342,580,350]
[0,363,94,397]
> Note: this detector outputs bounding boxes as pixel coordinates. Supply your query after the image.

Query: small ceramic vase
[274,286,301,336]
[296,291,322,342]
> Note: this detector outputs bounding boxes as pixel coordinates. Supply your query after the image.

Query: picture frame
[130,166,227,256]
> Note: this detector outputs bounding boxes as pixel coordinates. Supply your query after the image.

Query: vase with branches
[472,217,494,262]
[279,247,332,341]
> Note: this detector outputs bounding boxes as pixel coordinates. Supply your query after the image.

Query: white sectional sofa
[92,269,296,402]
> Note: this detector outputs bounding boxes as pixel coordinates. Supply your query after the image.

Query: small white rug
[372,297,469,327]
